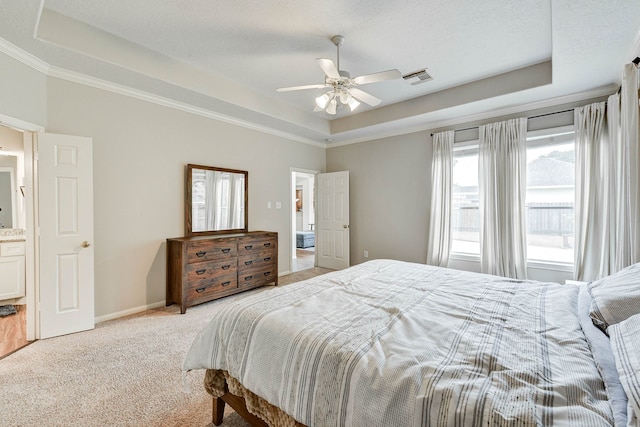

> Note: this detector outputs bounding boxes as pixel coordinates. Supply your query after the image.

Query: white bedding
[184,259,616,426]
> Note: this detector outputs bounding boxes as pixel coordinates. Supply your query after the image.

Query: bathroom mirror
[0,166,17,229]
[186,164,248,236]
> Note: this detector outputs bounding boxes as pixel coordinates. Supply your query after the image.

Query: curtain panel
[574,101,608,280]
[205,169,220,230]
[575,63,640,281]
[619,63,640,267]
[479,117,528,279]
[427,131,454,267]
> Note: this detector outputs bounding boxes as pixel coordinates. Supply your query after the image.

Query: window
[451,144,480,255]
[525,130,575,264]
[450,127,575,266]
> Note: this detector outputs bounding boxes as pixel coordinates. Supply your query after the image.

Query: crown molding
[47,65,327,148]
[0,38,49,74]
[0,37,326,148]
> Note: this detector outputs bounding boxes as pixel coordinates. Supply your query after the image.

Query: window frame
[448,125,576,270]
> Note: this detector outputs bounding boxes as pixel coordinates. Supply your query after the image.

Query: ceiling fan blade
[277,84,328,92]
[348,87,382,106]
[352,69,402,85]
[316,58,341,79]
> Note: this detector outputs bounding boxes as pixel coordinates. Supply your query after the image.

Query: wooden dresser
[166,231,278,314]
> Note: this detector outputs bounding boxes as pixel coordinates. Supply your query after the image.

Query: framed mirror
[0,165,17,229]
[186,164,248,236]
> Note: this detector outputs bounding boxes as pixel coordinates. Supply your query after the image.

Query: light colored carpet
[0,267,332,427]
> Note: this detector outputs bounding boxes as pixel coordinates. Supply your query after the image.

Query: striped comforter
[183,259,614,426]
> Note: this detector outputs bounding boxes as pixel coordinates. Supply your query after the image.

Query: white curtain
[204,170,220,230]
[229,174,245,229]
[479,118,528,279]
[575,63,640,280]
[574,102,607,280]
[427,131,454,266]
[618,63,640,268]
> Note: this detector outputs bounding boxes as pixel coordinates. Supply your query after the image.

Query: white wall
[45,77,325,318]
[326,133,432,265]
[0,52,47,127]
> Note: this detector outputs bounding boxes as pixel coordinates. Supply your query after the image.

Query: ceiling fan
[276,35,401,115]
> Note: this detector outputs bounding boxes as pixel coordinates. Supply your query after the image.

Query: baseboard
[95,268,299,323]
[95,272,296,323]
[94,301,166,324]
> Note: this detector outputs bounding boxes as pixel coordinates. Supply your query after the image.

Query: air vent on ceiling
[402,68,433,85]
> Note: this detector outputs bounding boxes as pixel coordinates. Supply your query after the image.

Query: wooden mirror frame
[186,164,248,236]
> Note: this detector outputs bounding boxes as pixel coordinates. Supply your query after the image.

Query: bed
[183,259,640,427]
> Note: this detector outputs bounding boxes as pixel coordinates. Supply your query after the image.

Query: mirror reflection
[187,164,248,235]
[0,164,17,229]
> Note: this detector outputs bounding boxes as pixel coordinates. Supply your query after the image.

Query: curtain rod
[430,108,574,137]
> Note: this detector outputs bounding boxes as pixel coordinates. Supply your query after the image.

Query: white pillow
[609,313,640,427]
[588,262,640,332]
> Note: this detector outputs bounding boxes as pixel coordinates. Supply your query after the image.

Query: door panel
[38,133,94,339]
[317,171,349,270]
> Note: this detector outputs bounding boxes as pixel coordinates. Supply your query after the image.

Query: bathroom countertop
[0,229,26,242]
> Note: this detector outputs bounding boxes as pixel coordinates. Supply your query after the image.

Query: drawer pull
[264,242,271,247]
[244,245,253,250]
[263,257,271,262]
[196,251,207,257]
[263,272,271,277]
[244,275,253,281]
[244,260,253,265]
[221,281,231,287]
[222,248,231,254]
[195,269,206,275]
[195,286,207,293]
[221,265,231,270]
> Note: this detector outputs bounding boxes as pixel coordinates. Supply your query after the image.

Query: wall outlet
[275,201,282,209]
[363,250,368,258]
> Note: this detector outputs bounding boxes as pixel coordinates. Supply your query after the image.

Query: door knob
[81,241,91,248]
[343,225,349,229]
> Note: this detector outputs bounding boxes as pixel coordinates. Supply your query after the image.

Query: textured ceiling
[0,0,639,144]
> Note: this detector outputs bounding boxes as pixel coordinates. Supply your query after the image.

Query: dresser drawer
[186,274,238,303]
[187,259,237,286]
[238,262,277,289]
[238,251,275,270]
[186,239,237,262]
[237,236,276,255]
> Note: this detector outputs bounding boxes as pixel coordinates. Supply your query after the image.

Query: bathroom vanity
[0,230,26,300]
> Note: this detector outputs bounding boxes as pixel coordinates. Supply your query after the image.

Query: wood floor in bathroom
[0,305,29,359]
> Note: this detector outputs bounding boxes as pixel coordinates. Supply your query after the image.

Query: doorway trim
[1,113,44,341]
[290,167,319,273]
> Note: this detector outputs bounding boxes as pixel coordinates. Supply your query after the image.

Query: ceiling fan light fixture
[315,93,331,109]
[278,35,400,115]
[339,90,352,104]
[326,98,337,115]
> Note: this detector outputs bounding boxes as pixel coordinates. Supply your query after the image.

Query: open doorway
[291,170,316,272]
[0,124,30,357]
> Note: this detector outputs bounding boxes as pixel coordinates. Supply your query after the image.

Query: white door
[317,171,349,270]
[38,133,95,339]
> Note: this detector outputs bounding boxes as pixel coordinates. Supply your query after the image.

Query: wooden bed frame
[213,390,267,427]
[207,369,304,427]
